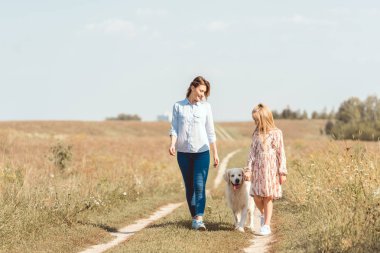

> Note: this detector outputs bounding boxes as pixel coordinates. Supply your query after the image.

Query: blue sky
[1,1,379,121]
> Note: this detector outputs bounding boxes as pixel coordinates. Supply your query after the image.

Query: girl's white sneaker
[260,215,265,227]
[258,225,271,236]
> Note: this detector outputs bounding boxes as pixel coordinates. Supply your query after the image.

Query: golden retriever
[224,167,255,232]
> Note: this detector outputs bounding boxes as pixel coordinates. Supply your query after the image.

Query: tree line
[106,113,141,121]
[104,95,380,142]
[272,107,334,120]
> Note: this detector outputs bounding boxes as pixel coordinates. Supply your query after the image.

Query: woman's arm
[205,103,218,167]
[210,142,219,168]
[169,135,177,156]
[168,104,178,156]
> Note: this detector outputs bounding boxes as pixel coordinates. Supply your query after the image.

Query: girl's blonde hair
[252,103,276,136]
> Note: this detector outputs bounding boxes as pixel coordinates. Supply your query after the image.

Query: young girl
[246,103,287,236]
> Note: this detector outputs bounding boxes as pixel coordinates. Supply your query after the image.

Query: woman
[246,103,287,236]
[169,76,219,231]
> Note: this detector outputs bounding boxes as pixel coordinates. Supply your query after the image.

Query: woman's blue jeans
[177,150,210,217]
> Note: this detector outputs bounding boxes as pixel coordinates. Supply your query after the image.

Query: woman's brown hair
[186,76,211,98]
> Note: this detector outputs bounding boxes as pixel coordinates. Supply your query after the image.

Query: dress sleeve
[247,136,256,169]
[276,130,287,175]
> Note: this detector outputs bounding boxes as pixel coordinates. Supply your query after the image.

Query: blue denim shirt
[169,98,216,153]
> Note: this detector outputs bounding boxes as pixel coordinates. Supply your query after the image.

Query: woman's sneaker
[192,219,207,231]
[257,225,271,236]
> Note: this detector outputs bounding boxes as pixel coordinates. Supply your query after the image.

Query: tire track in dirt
[79,203,183,253]
[215,124,234,141]
[79,149,241,253]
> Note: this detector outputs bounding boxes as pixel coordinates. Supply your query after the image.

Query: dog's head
[224,168,245,190]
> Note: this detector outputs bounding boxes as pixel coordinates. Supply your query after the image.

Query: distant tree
[319,107,328,119]
[301,110,308,119]
[106,113,142,121]
[281,106,292,119]
[311,111,319,119]
[335,97,362,123]
[272,110,281,119]
[294,109,302,119]
[328,108,336,119]
[274,106,308,119]
[327,95,380,141]
[311,108,334,119]
[325,120,334,135]
[362,96,380,122]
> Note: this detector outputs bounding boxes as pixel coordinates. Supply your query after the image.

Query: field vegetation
[0,120,378,252]
[0,121,182,252]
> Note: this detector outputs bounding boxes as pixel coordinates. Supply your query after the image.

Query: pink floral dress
[247,128,287,199]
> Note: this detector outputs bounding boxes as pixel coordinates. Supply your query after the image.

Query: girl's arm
[247,135,256,167]
[244,140,255,181]
[276,130,287,184]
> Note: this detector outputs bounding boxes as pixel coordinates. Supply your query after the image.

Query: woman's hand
[210,142,219,168]
[169,145,176,156]
[169,135,177,156]
[213,154,219,168]
[279,175,287,185]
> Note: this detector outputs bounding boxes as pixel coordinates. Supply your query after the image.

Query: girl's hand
[279,175,287,185]
[243,167,252,181]
[213,154,219,168]
[169,145,176,156]
[243,171,252,181]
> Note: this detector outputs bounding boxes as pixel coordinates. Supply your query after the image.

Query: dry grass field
[232,120,379,252]
[0,120,379,252]
[0,121,183,252]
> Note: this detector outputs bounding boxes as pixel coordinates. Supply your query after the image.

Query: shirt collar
[184,97,201,106]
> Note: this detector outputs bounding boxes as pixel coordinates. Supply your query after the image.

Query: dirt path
[79,203,183,253]
[212,149,241,190]
[215,125,234,141]
[215,148,272,253]
[243,208,273,253]
[79,149,241,253]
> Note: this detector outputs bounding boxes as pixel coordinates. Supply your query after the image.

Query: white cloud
[135,8,168,18]
[328,8,380,18]
[359,8,380,17]
[244,15,337,28]
[85,19,136,37]
[328,8,352,16]
[206,21,229,32]
[180,41,196,49]
[288,14,337,26]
